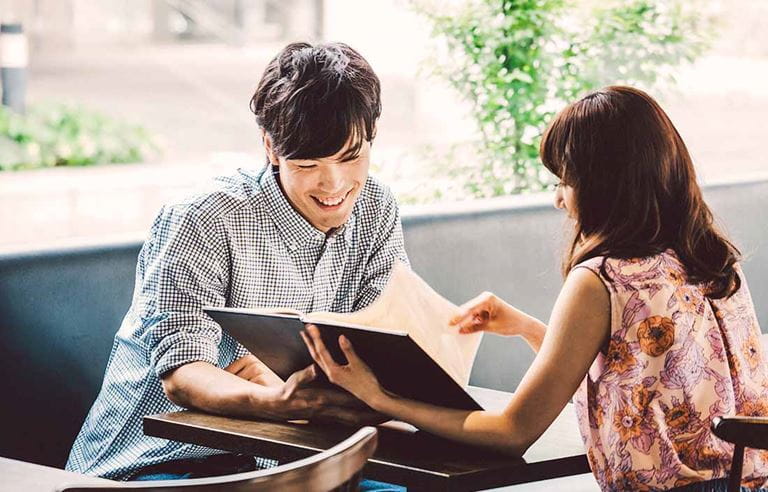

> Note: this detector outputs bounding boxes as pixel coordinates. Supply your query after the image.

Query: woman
[301,86,768,491]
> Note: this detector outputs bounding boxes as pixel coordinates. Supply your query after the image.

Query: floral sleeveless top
[573,250,768,491]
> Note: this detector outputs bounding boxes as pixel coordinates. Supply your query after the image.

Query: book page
[308,260,483,386]
[226,306,304,317]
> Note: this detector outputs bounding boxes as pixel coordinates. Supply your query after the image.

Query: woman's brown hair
[540,86,740,298]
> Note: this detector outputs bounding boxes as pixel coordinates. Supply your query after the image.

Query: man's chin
[313,214,351,232]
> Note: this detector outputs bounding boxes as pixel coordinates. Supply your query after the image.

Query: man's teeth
[316,195,345,206]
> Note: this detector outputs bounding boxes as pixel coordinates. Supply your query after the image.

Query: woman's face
[554,181,576,218]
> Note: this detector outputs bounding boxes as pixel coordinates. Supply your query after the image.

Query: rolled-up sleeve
[354,190,410,310]
[133,204,233,378]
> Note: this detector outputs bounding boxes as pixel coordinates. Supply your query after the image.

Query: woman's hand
[449,291,534,337]
[301,324,386,407]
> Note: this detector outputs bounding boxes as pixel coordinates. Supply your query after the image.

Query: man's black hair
[250,42,381,162]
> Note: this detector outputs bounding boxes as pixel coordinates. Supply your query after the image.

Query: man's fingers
[242,365,284,386]
[225,355,285,386]
[287,364,316,390]
[223,354,251,374]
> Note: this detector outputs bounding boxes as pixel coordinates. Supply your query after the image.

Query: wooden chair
[711,416,768,492]
[58,426,377,492]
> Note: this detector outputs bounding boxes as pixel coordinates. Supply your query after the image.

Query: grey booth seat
[0,243,142,468]
[1,177,766,469]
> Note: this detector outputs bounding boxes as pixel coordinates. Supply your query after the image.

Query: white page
[310,260,483,386]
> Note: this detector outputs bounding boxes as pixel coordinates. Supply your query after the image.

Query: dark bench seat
[2,178,766,469]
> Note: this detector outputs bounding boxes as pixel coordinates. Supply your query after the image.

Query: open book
[221,260,483,387]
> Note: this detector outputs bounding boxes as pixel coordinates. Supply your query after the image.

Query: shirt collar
[259,166,355,251]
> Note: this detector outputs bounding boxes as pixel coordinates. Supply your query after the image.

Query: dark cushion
[0,243,141,467]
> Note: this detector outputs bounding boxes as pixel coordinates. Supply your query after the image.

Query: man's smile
[311,189,352,210]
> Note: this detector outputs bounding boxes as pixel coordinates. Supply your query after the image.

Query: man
[66,42,409,481]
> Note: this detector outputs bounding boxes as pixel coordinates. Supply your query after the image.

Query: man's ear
[262,132,280,168]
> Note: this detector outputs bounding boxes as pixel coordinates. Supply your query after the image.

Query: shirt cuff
[233,343,251,360]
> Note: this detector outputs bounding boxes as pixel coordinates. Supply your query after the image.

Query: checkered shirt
[65,165,409,480]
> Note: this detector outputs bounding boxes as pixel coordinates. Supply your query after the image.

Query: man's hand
[224,354,283,387]
[258,364,388,426]
[162,358,386,426]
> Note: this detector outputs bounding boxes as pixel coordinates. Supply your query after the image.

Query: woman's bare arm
[304,267,611,454]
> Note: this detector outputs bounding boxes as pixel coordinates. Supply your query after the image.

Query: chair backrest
[711,416,768,492]
[58,426,377,492]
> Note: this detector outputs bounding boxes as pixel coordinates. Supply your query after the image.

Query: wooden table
[144,386,589,491]
[0,457,115,491]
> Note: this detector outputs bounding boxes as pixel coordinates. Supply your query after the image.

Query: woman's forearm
[369,390,531,455]
[516,312,547,353]
[491,300,547,352]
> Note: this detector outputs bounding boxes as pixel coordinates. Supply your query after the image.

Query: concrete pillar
[0,22,28,113]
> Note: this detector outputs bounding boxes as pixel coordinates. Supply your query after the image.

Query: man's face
[266,136,371,233]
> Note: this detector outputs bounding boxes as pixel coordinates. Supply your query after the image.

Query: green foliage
[413,0,713,198]
[0,103,159,171]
